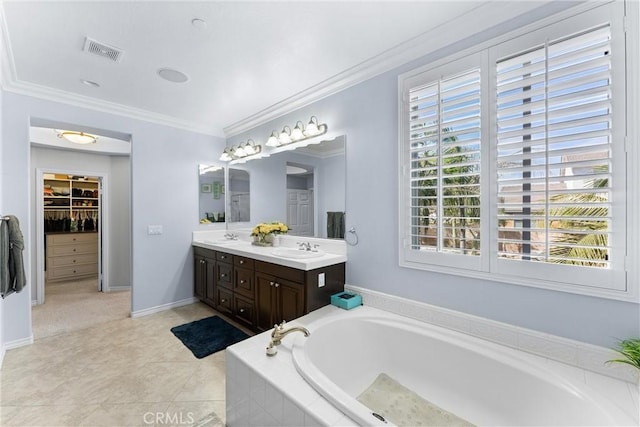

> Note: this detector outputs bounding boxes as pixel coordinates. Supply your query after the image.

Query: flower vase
[252,233,273,247]
[272,234,280,247]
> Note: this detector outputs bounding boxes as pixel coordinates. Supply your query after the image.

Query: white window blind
[496,25,612,269]
[408,69,482,256]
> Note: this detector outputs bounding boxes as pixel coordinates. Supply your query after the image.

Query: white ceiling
[1,1,570,137]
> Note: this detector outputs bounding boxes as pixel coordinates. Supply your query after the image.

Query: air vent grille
[83,37,124,63]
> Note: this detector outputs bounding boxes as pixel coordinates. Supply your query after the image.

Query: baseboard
[345,285,639,384]
[106,285,131,292]
[2,335,34,351]
[130,297,198,318]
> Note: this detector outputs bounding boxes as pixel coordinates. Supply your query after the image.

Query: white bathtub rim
[346,284,639,385]
[291,305,637,427]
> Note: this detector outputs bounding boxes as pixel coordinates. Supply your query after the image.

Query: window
[399,3,629,298]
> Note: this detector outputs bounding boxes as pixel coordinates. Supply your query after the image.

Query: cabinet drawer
[255,260,304,283]
[216,251,232,263]
[234,256,254,269]
[234,295,255,327]
[47,253,96,267]
[217,263,233,290]
[48,242,97,257]
[216,287,233,315]
[47,263,97,280]
[47,233,97,245]
[194,247,215,259]
[234,267,254,299]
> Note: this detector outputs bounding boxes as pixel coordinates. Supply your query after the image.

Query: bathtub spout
[266,321,310,356]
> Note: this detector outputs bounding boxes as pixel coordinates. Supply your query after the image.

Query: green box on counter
[330,291,362,310]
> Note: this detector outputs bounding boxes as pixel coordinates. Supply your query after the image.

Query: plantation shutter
[408,68,482,258]
[496,25,614,271]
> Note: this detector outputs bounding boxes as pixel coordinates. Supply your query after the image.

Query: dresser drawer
[48,242,97,257]
[216,287,233,315]
[48,233,97,245]
[217,262,233,290]
[47,263,98,281]
[47,253,97,268]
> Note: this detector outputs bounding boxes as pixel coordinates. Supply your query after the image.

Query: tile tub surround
[226,305,639,427]
[192,230,347,271]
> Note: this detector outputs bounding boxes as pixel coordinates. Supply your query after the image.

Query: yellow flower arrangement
[251,221,289,237]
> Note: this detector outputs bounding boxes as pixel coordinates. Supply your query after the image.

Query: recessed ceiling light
[157,68,189,83]
[191,18,207,30]
[81,79,100,88]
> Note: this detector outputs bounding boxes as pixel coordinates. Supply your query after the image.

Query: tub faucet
[266,320,310,356]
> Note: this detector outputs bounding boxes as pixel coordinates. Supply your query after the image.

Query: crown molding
[2,78,225,138]
[223,1,585,138]
[0,5,224,138]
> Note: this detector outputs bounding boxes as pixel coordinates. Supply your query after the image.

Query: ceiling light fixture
[157,68,189,83]
[265,116,328,149]
[57,130,98,145]
[219,139,262,162]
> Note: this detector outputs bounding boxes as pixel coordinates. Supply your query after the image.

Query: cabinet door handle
[221,273,227,278]
[270,281,274,287]
[73,260,76,263]
[275,282,280,288]
[240,279,245,284]
[73,249,76,252]
[221,298,227,303]
[220,255,226,259]
[239,259,244,264]
[239,308,245,313]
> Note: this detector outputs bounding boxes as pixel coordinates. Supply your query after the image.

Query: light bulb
[266,131,280,147]
[279,126,292,144]
[291,122,305,141]
[304,116,319,136]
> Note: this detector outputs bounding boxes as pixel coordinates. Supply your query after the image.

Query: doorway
[286,162,315,236]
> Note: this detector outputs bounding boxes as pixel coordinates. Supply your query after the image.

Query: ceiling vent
[83,37,124,63]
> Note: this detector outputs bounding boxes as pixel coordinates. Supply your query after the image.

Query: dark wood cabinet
[194,248,215,306]
[256,273,305,332]
[194,245,345,333]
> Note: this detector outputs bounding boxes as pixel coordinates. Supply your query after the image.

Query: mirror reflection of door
[286,163,314,236]
[228,168,250,222]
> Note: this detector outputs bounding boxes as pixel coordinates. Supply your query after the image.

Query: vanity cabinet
[255,264,305,332]
[194,247,215,305]
[193,246,345,333]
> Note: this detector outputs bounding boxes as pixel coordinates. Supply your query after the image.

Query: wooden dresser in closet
[46,232,98,282]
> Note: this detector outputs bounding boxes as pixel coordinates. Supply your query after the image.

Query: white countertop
[192,230,347,271]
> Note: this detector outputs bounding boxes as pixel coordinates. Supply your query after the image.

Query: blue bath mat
[171,316,250,359]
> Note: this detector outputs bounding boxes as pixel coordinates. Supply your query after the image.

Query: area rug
[170,315,249,359]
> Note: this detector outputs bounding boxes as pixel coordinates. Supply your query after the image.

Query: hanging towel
[1,215,26,298]
[327,211,345,239]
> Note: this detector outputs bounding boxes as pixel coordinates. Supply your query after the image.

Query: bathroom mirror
[229,136,345,238]
[199,164,226,224]
[228,168,250,222]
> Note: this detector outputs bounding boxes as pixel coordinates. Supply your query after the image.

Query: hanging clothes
[1,215,26,298]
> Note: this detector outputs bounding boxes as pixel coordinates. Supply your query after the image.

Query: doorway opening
[286,162,315,237]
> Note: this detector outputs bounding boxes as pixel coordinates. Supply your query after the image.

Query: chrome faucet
[266,320,310,356]
[224,232,238,240]
[298,242,312,251]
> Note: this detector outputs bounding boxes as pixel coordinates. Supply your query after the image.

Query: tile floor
[1,302,237,427]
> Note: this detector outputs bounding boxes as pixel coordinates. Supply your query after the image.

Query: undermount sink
[202,239,240,245]
[271,247,325,259]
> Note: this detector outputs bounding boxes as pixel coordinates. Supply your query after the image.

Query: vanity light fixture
[266,131,281,147]
[57,130,98,145]
[291,121,305,141]
[264,116,328,150]
[219,139,262,162]
[278,126,292,145]
[304,116,326,137]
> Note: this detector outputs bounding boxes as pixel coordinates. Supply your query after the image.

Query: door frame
[35,168,110,304]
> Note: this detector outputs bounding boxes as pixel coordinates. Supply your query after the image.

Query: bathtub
[291,306,636,426]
